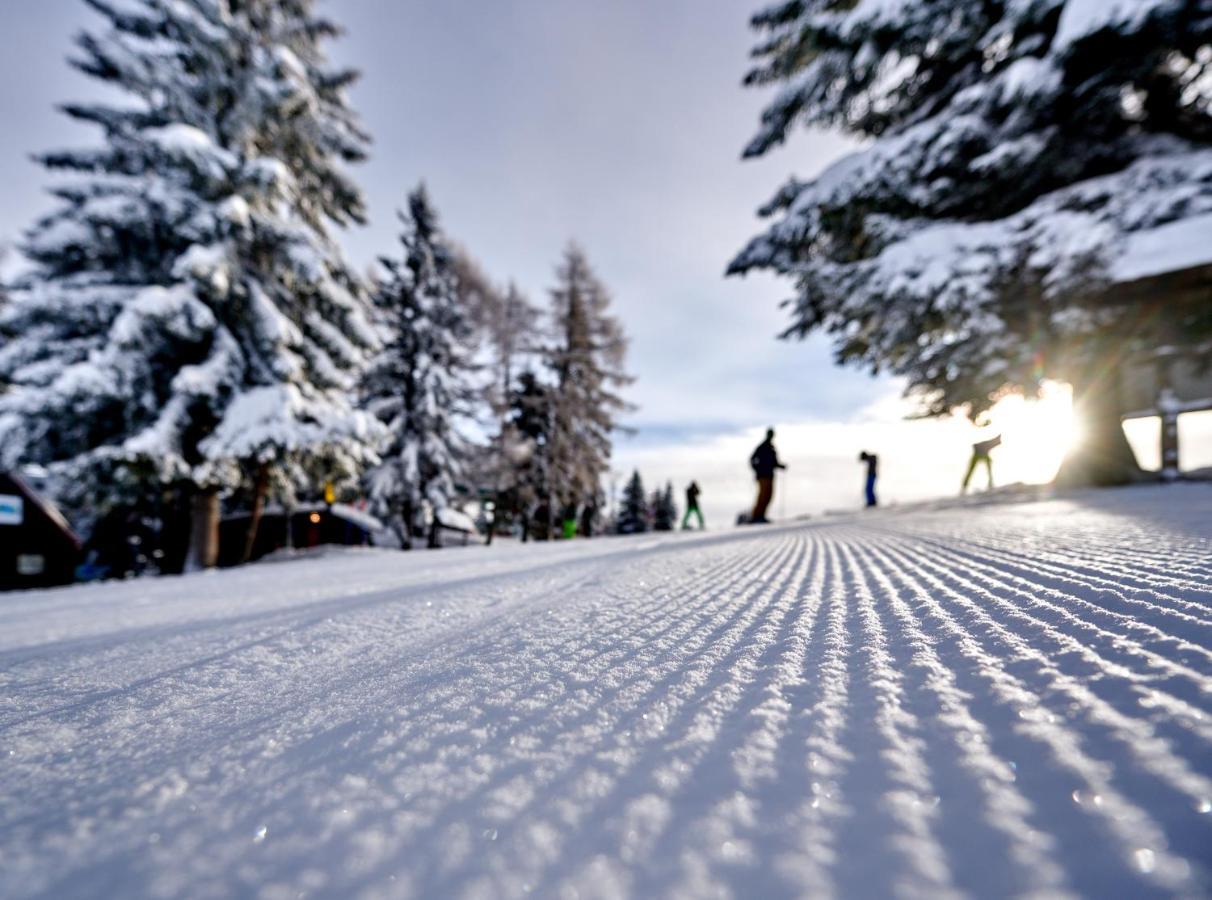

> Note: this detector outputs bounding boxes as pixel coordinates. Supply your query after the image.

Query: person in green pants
[682,481,705,530]
[561,503,578,539]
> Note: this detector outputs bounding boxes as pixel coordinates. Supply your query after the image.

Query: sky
[1,1,1208,527]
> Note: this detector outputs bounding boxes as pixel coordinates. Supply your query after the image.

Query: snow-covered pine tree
[544,245,632,537]
[361,186,477,549]
[618,470,648,534]
[0,0,380,566]
[730,1,1212,485]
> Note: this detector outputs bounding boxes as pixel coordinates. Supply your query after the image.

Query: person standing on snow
[749,428,786,523]
[682,481,705,530]
[859,451,878,508]
[962,435,1001,493]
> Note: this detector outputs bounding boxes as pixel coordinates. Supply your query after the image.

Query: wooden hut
[1110,253,1212,478]
[0,471,82,591]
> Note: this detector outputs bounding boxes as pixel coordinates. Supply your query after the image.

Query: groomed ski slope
[2,485,1210,899]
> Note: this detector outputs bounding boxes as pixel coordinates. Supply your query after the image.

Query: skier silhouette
[859,451,878,507]
[682,481,704,530]
[962,435,1001,493]
[749,428,786,523]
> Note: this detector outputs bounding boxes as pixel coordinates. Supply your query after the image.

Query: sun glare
[985,382,1078,485]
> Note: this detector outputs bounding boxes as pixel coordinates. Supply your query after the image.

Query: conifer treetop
[361,185,477,545]
[732,0,1212,415]
[0,0,379,519]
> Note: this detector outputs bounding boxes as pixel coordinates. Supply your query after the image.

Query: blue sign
[0,494,23,526]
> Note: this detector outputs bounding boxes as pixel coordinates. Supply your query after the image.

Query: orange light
[308,512,322,524]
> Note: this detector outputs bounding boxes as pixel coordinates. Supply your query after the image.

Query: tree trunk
[158,486,193,574]
[240,463,271,564]
[283,499,295,551]
[489,353,511,549]
[186,488,220,571]
[398,502,414,551]
[1054,379,1144,488]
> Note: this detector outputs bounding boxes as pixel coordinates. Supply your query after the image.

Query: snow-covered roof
[1110,212,1212,284]
[222,503,384,534]
[0,470,81,545]
[328,503,384,534]
[436,507,476,532]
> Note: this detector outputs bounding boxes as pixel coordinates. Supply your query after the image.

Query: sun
[984,382,1079,484]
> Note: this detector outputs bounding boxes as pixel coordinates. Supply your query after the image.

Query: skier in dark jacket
[749,428,786,523]
[859,451,878,507]
[682,481,704,530]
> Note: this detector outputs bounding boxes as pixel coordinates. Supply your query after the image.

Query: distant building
[0,472,82,591]
[217,503,384,566]
[1110,255,1212,479]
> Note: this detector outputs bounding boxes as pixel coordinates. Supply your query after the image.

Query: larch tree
[0,0,380,567]
[543,244,632,537]
[452,248,542,542]
[729,0,1212,486]
[482,283,543,542]
[361,186,477,549]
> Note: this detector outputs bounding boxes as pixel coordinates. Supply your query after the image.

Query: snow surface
[2,486,1210,898]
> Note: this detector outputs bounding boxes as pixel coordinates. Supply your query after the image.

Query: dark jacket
[861,452,878,479]
[686,483,700,508]
[750,440,784,479]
